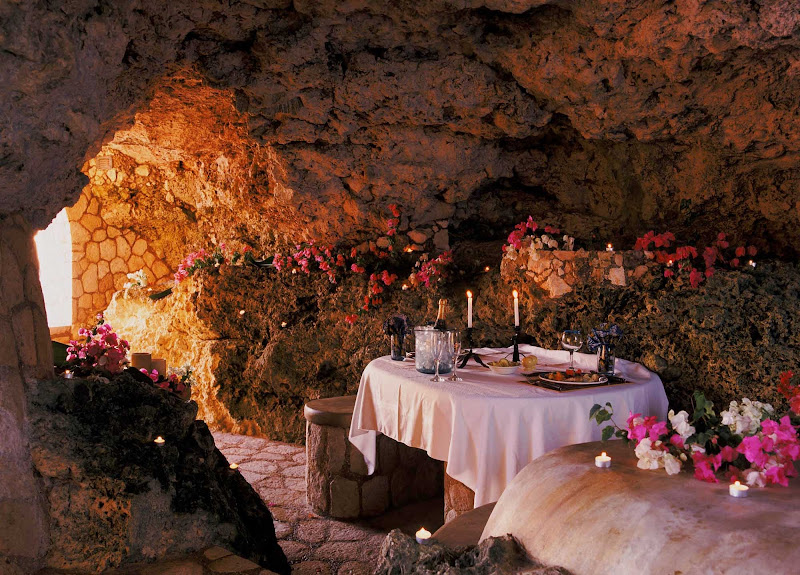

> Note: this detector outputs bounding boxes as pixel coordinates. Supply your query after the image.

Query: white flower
[548,239,558,249]
[744,468,766,488]
[123,268,148,290]
[634,438,664,470]
[663,453,682,475]
[721,398,775,436]
[668,409,696,440]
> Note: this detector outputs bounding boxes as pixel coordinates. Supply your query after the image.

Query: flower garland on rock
[590,377,800,487]
[66,313,130,375]
[175,244,254,283]
[634,231,757,288]
[140,365,194,398]
[502,216,575,254]
[408,250,453,288]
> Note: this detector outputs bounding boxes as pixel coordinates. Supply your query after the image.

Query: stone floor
[212,431,444,575]
[36,432,444,575]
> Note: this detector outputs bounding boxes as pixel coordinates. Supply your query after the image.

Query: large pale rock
[482,440,800,575]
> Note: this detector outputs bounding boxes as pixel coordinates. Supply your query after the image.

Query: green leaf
[595,410,612,424]
[589,404,603,420]
[601,426,615,441]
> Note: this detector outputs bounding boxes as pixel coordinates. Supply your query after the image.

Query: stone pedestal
[443,473,476,523]
[305,396,443,519]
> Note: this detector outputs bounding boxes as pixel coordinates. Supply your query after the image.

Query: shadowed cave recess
[3,0,800,573]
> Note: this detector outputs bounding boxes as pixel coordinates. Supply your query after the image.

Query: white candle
[63,370,73,379]
[729,481,749,498]
[467,291,473,328]
[154,436,165,447]
[512,290,519,327]
[595,452,611,468]
[606,243,613,252]
[415,527,432,544]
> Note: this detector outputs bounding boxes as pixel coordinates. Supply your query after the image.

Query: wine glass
[431,331,448,382]
[447,330,462,382]
[561,329,583,370]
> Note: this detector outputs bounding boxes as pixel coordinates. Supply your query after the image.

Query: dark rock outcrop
[27,372,290,574]
[374,529,571,575]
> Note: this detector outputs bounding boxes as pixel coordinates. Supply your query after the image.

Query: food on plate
[539,371,603,383]
[488,359,520,367]
[521,355,538,370]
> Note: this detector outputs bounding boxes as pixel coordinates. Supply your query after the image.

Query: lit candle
[467,291,473,328]
[484,266,490,272]
[239,309,245,316]
[512,290,519,327]
[415,527,432,544]
[402,283,409,291]
[667,260,673,267]
[729,480,749,498]
[595,452,611,468]
[606,243,613,252]
[154,436,165,447]
[749,260,756,268]
[63,370,73,379]
[229,463,239,470]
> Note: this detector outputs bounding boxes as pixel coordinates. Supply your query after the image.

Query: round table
[349,345,668,507]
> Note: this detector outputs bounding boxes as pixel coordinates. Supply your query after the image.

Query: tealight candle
[415,527,432,544]
[512,290,519,327]
[729,480,749,498]
[606,243,614,252]
[466,290,473,328]
[595,452,612,468]
[484,266,491,272]
[63,370,73,379]
[229,463,239,470]
[154,436,166,447]
[749,260,756,268]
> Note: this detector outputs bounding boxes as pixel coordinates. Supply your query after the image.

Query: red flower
[735,246,746,258]
[344,314,358,325]
[664,269,674,278]
[748,246,758,256]
[689,268,703,288]
[389,204,401,217]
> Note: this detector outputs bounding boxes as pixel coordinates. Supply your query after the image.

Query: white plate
[538,374,608,385]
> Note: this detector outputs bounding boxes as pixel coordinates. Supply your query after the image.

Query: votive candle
[467,291,473,328]
[415,527,432,544]
[154,436,165,447]
[606,243,613,252]
[595,452,611,468]
[729,481,749,498]
[131,352,152,370]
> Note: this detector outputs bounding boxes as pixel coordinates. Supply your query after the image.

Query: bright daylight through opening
[34,208,72,327]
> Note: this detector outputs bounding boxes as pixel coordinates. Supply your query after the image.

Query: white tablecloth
[348,344,669,507]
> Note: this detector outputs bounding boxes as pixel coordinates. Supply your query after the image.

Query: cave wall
[0,216,51,573]
[106,258,797,444]
[2,1,800,257]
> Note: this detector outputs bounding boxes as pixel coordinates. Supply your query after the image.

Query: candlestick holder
[512,326,520,363]
[458,327,487,368]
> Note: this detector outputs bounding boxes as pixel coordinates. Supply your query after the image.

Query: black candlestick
[512,326,520,363]
[458,327,487,368]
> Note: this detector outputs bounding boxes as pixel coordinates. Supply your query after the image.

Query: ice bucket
[414,326,452,374]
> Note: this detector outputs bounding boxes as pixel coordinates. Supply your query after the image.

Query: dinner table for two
[348,344,669,507]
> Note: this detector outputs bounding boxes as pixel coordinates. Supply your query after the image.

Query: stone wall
[67,153,172,330]
[0,215,51,573]
[501,248,649,298]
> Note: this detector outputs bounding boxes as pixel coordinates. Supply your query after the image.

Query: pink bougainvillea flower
[691,452,719,483]
[689,268,703,288]
[735,246,746,258]
[737,435,770,468]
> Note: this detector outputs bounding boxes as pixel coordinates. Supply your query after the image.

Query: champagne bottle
[433,299,448,331]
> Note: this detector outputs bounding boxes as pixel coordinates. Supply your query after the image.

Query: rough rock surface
[3,1,800,259]
[106,257,800,443]
[26,372,290,574]
[374,529,570,575]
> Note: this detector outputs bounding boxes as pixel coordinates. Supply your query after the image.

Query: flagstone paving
[212,431,445,575]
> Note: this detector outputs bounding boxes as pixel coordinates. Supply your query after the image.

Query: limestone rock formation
[374,529,570,574]
[2,1,800,258]
[105,256,800,443]
[26,372,290,574]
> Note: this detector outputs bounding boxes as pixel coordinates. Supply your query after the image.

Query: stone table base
[443,473,475,523]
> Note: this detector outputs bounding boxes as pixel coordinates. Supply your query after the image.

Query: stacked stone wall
[0,215,51,573]
[67,154,171,330]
